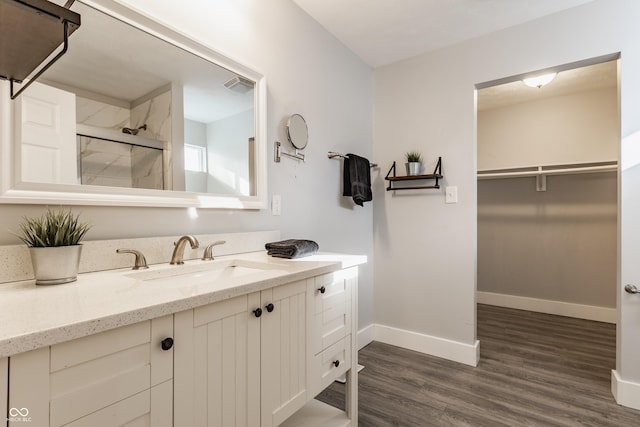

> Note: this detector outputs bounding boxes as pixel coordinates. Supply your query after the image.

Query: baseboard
[357,324,375,350]
[612,370,640,410]
[373,324,480,367]
[477,291,616,324]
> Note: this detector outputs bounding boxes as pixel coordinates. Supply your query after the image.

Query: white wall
[477,86,618,319]
[184,118,207,193]
[478,173,617,308]
[0,0,375,329]
[478,87,618,169]
[373,0,640,397]
[206,109,253,195]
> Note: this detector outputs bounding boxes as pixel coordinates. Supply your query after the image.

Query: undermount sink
[125,259,289,285]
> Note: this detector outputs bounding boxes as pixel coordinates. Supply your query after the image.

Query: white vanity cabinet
[174,279,309,427]
[173,292,260,426]
[7,315,174,427]
[2,263,360,427]
[308,268,355,397]
[174,267,359,427]
[280,267,358,426]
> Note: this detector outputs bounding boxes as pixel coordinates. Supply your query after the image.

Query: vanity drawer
[9,316,173,427]
[313,272,351,315]
[63,380,172,427]
[309,335,351,397]
[310,272,352,355]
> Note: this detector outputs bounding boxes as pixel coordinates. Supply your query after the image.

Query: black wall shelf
[0,0,81,99]
[385,157,443,191]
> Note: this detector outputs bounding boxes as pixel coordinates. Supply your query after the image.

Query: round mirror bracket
[274,141,305,162]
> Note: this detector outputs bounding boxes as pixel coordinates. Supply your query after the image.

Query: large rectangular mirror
[0,0,267,209]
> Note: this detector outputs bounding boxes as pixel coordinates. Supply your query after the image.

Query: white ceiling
[43,2,254,124]
[294,0,614,110]
[293,0,596,68]
[478,60,617,111]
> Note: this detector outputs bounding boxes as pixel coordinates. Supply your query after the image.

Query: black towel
[265,239,319,259]
[343,153,372,206]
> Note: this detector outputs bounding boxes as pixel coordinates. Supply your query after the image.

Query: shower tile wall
[79,136,133,187]
[131,88,173,190]
[78,136,164,189]
[74,89,170,190]
[130,90,172,142]
[76,97,130,129]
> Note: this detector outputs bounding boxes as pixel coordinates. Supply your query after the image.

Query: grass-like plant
[15,208,91,247]
[405,151,422,163]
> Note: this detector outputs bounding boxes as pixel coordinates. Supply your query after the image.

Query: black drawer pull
[253,308,263,318]
[318,286,326,294]
[333,360,340,368]
[265,303,275,313]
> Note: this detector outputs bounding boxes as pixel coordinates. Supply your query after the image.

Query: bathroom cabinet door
[174,292,261,427]
[174,279,308,427]
[260,279,308,427]
[8,316,174,427]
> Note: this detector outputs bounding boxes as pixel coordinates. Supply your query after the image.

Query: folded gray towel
[265,239,319,259]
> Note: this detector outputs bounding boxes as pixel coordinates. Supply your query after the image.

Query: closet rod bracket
[536,168,547,192]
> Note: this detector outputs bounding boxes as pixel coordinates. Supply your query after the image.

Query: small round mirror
[286,114,308,150]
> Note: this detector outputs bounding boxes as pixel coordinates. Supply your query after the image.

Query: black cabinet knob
[161,337,174,351]
[318,286,326,294]
[253,308,263,318]
[333,360,340,368]
[265,303,275,313]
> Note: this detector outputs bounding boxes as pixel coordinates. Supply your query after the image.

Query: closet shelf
[477,161,617,192]
[477,161,617,180]
[385,157,442,191]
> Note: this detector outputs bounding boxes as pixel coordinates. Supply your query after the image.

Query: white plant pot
[29,245,83,285]
[405,162,422,176]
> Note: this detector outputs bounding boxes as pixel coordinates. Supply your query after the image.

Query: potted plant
[405,151,423,176]
[14,208,91,285]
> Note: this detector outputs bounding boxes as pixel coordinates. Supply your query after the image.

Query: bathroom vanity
[0,248,362,427]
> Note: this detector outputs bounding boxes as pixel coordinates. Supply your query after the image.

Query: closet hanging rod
[477,164,617,180]
[327,151,377,168]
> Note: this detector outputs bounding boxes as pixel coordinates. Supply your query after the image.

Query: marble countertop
[0,251,366,358]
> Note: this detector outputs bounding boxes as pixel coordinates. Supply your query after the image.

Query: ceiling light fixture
[522,72,557,88]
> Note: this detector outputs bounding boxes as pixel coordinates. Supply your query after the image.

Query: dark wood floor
[317,304,640,426]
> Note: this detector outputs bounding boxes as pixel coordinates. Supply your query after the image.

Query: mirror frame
[0,0,267,209]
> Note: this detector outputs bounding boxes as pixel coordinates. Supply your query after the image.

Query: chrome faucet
[170,235,199,265]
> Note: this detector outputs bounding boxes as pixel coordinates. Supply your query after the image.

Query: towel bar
[327,151,377,168]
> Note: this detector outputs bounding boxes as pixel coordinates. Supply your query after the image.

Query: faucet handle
[117,249,149,270]
[202,240,226,261]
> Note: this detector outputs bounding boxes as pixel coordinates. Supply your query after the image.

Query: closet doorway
[475,58,619,367]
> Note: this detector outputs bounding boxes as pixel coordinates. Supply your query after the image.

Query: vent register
[0,0,80,99]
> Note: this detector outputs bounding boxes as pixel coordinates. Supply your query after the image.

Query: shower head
[122,124,147,135]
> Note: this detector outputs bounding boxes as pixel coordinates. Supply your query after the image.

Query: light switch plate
[445,186,458,204]
[271,195,281,215]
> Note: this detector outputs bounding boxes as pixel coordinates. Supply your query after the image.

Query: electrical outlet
[271,195,282,215]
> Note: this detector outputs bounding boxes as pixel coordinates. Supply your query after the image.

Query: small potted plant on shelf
[405,151,423,176]
[14,208,92,285]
